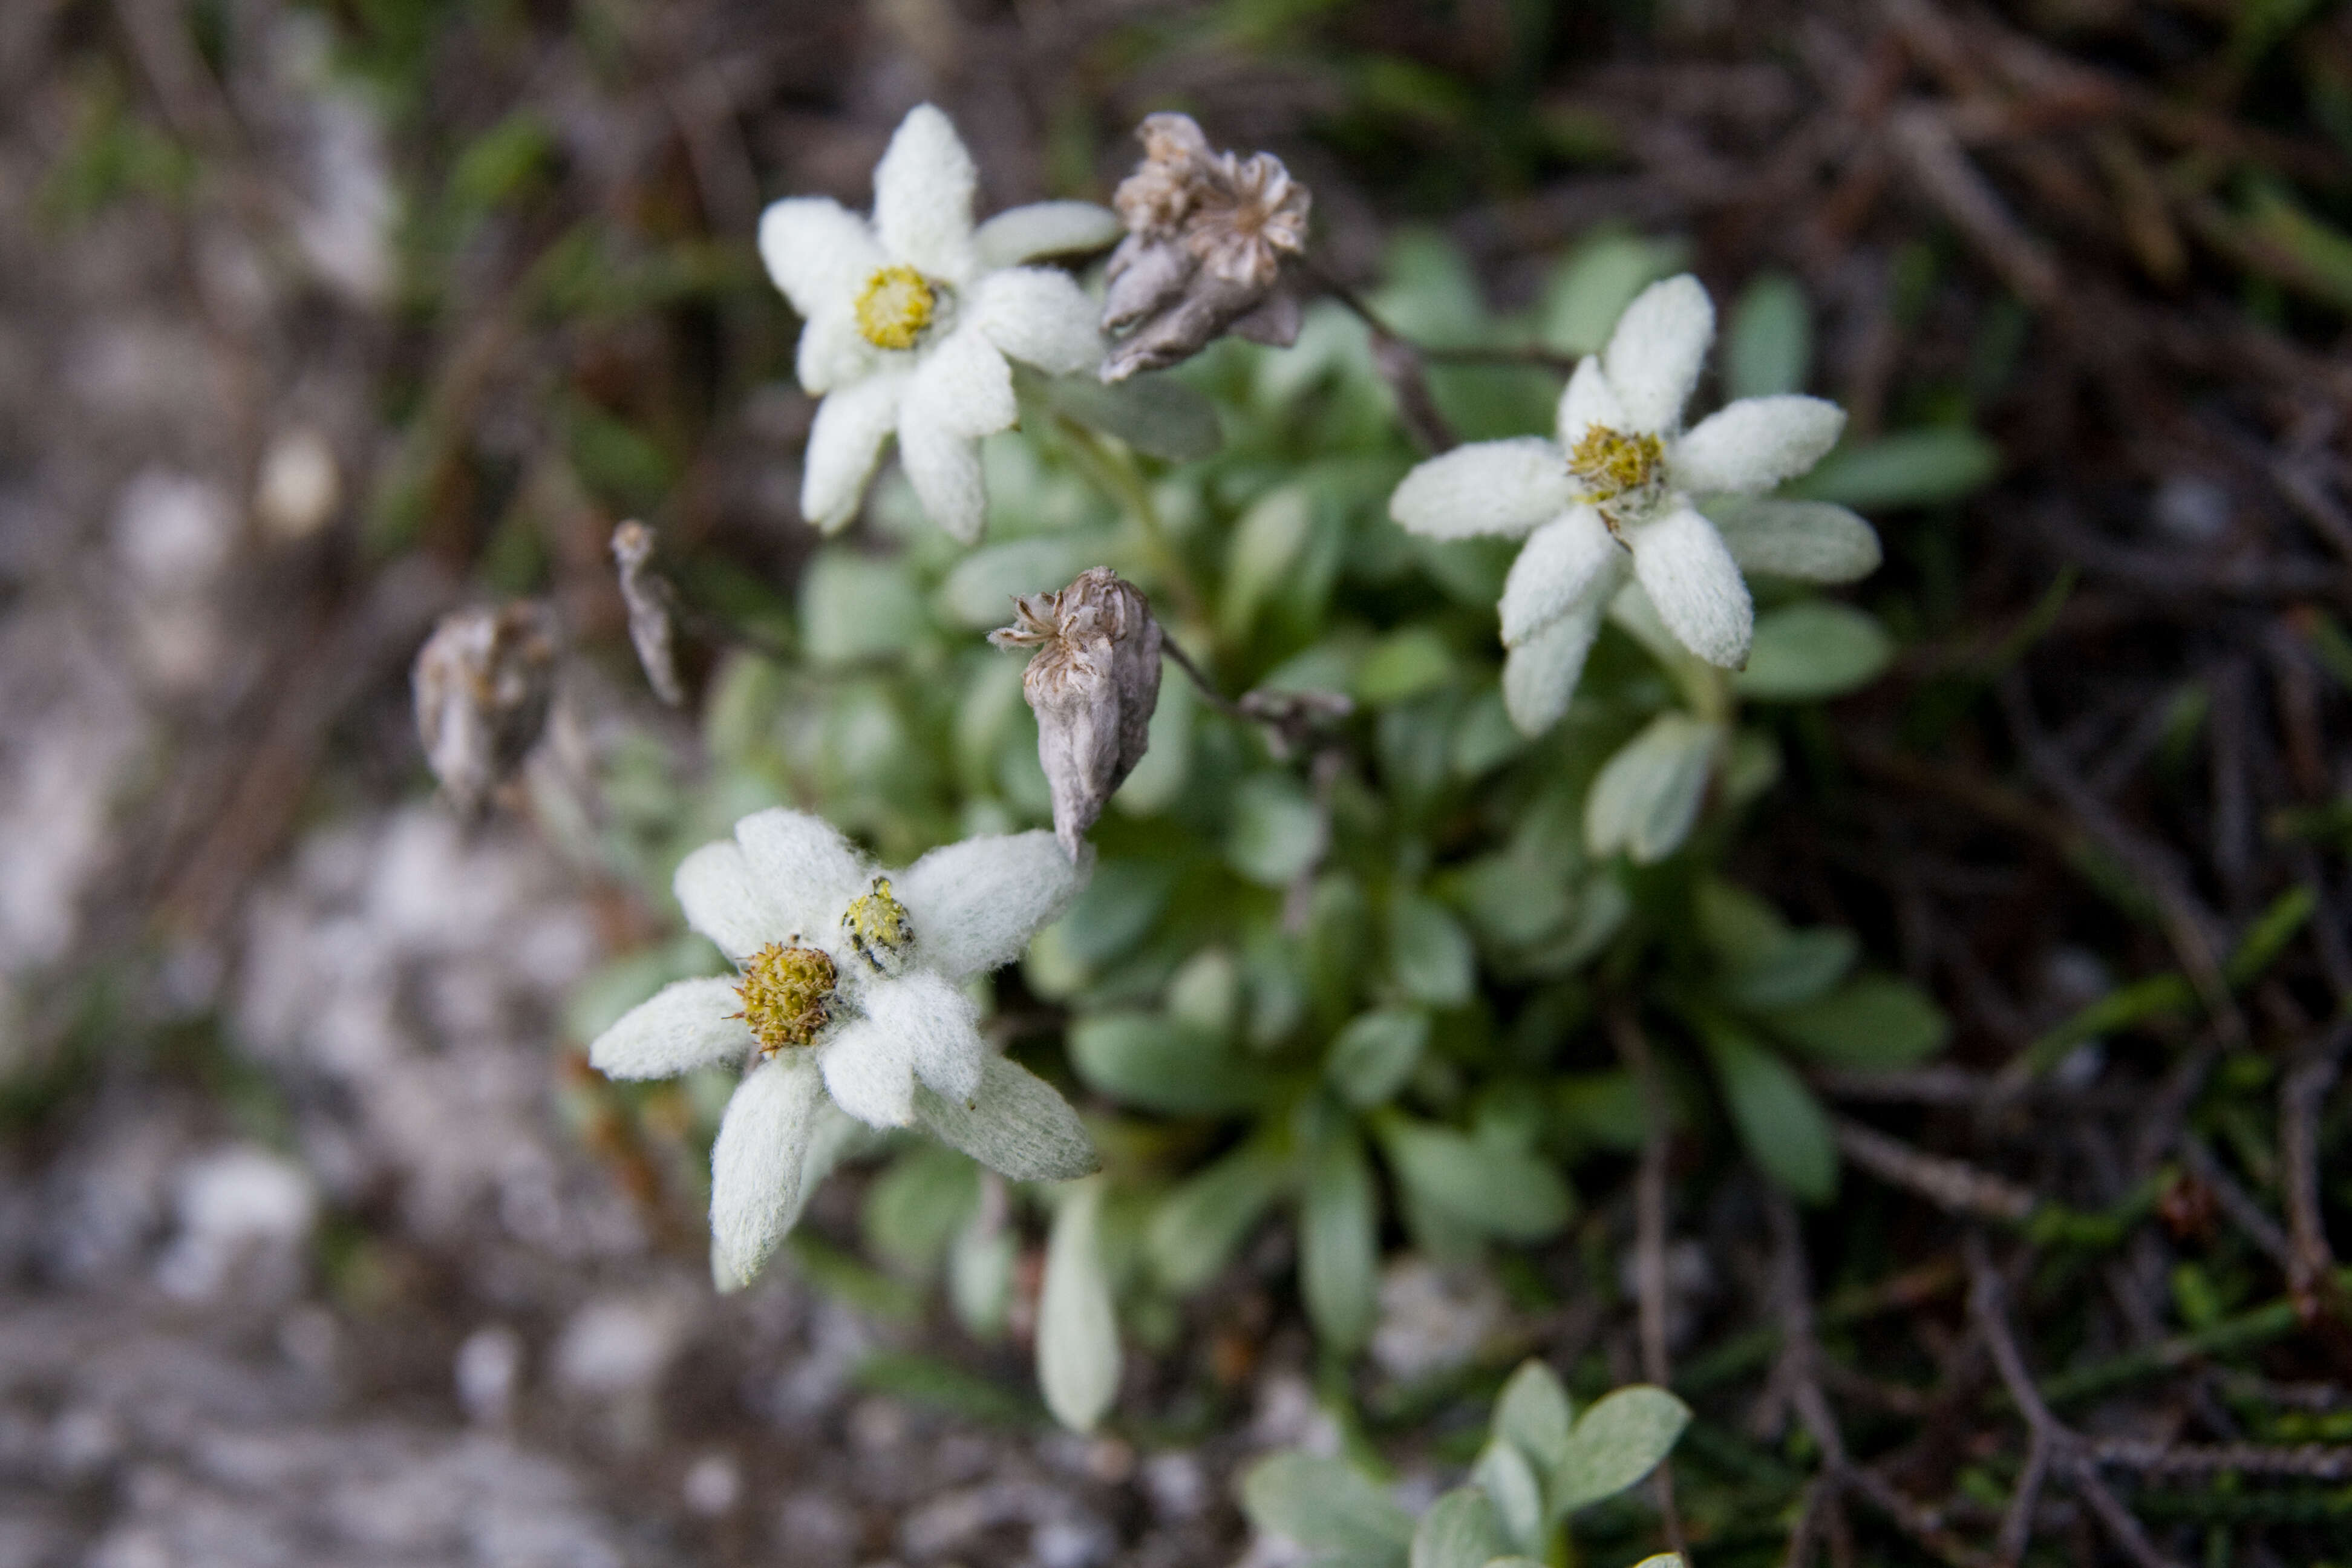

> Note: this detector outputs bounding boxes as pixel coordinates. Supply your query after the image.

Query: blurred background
[2,1,2350,1564]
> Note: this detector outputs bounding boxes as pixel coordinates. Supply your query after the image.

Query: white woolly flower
[759,104,1120,543]
[589,808,1100,1290]
[1389,274,1878,734]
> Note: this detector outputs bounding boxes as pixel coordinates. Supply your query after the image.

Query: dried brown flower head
[1101,113,1311,382]
[990,568,1163,855]
[610,521,684,705]
[411,600,561,818]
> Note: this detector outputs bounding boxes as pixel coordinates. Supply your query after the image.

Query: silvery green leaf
[1388,894,1476,1007]
[1549,1385,1692,1517]
[1037,1177,1120,1432]
[1720,727,1782,809]
[1765,975,1950,1068]
[1492,1359,1575,1475]
[913,1056,1102,1183]
[1539,232,1688,356]
[1111,670,1192,815]
[1240,1454,1414,1568]
[1725,272,1812,399]
[1355,627,1457,706]
[1227,773,1328,889]
[1301,1126,1379,1352]
[1471,1442,1546,1558]
[1327,1008,1430,1108]
[1047,371,1223,462]
[1736,603,1894,701]
[1221,487,1315,640]
[938,534,1123,630]
[1584,714,1723,864]
[1703,497,1880,584]
[1786,427,1999,510]
[1379,1119,1575,1242]
[948,1209,1016,1339]
[861,1142,981,1278]
[1451,686,1527,779]
[1448,852,1575,950]
[1145,1137,1288,1292]
[1162,946,1241,1037]
[1067,1013,1263,1115]
[1728,927,1860,1011]
[1410,1487,1509,1568]
[1699,1021,1838,1202]
[799,549,929,665]
[1694,879,1787,969]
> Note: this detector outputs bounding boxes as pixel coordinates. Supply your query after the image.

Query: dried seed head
[990,568,1163,856]
[412,600,561,818]
[1101,114,1310,382]
[610,521,684,705]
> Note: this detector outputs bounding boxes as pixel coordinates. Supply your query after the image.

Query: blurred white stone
[456,1324,523,1425]
[1140,1450,1205,1520]
[2152,475,2230,542]
[1368,1259,1506,1382]
[113,470,232,589]
[154,1147,316,1302]
[1247,1372,1339,1457]
[552,1295,685,1402]
[255,427,341,541]
[682,1451,742,1517]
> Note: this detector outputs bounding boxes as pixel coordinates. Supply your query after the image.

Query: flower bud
[1100,113,1310,382]
[610,521,684,705]
[989,569,1163,857]
[411,600,560,818]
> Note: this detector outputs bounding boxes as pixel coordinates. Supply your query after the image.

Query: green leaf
[937,533,1123,630]
[1410,1487,1509,1568]
[1379,1119,1575,1242]
[1301,1126,1379,1353]
[1471,1442,1546,1557]
[1786,428,1999,511]
[1700,1023,1838,1202]
[1241,1454,1414,1568]
[1047,372,1223,462]
[862,1143,980,1277]
[1037,1178,1120,1432]
[1446,853,1575,950]
[1726,927,1859,1011]
[1146,1138,1288,1292]
[1539,232,1688,355]
[1222,487,1315,640]
[1492,1359,1575,1474]
[1735,603,1893,701]
[799,549,929,665]
[948,1210,1016,1339]
[1327,1008,1431,1109]
[1356,627,1458,706]
[1585,715,1722,864]
[1388,894,1476,1007]
[1227,773,1328,889]
[1549,1385,1691,1517]
[1765,975,1950,1069]
[1725,272,1813,399]
[1068,1014,1263,1115]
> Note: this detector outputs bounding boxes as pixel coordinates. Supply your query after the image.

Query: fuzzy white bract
[589,808,1100,1290]
[759,105,1120,543]
[1388,275,1878,734]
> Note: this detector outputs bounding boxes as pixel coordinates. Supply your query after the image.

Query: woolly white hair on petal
[757,197,883,318]
[865,970,986,1105]
[797,306,881,397]
[897,411,988,543]
[893,831,1090,981]
[1502,597,1609,735]
[674,841,782,961]
[734,809,871,942]
[1670,396,1846,495]
[915,1056,1101,1181]
[1498,505,1617,647]
[972,267,1105,377]
[873,105,978,283]
[972,201,1122,271]
[1388,437,1576,540]
[1602,275,1714,434]
[1629,505,1753,669]
[1705,498,1881,583]
[1556,354,1628,452]
[710,1054,825,1290]
[590,978,753,1080]
[909,326,1018,439]
[818,1014,920,1128]
[802,372,907,532]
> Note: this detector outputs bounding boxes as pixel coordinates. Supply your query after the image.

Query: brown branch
[1608,1003,1688,1563]
[2281,1021,2351,1312]
[1834,1117,2037,1221]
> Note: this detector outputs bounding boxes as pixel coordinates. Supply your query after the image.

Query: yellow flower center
[842,876,915,972]
[733,942,838,1054]
[1567,425,1665,506]
[854,266,936,350]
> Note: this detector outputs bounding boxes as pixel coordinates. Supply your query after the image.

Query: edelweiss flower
[1390,275,1874,734]
[590,809,1099,1288]
[759,105,1121,543]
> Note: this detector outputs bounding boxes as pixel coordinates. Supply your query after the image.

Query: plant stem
[1053,414,1211,630]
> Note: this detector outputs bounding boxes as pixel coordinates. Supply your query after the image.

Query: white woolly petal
[873,103,978,283]
[675,841,783,960]
[796,305,881,397]
[1388,438,1574,540]
[590,978,751,1080]
[1556,355,1627,452]
[894,831,1091,981]
[973,201,1122,270]
[909,325,1017,439]
[1498,505,1618,647]
[1704,497,1882,583]
[734,809,873,943]
[709,1054,824,1292]
[972,267,1103,377]
[818,1013,919,1128]
[802,373,907,533]
[1602,274,1714,434]
[897,411,987,543]
[915,1055,1100,1181]
[1668,395,1846,495]
[1628,504,1754,668]
[757,197,883,318]
[1501,594,1610,736]
[865,970,985,1106]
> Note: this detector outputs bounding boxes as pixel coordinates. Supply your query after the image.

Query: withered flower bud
[1100,113,1310,383]
[610,521,684,706]
[412,600,561,818]
[989,568,1163,857]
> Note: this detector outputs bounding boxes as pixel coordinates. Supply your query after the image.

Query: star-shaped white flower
[1389,275,1878,734]
[590,808,1100,1289]
[759,104,1121,543]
